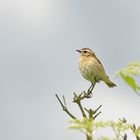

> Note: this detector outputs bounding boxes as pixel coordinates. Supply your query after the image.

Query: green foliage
[131,124,140,138]
[69,118,140,140]
[115,62,140,94]
[94,119,131,140]
[69,118,93,135]
[69,118,140,139]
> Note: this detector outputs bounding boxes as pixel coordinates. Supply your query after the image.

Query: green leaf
[115,62,140,95]
[115,62,140,77]
[120,74,137,91]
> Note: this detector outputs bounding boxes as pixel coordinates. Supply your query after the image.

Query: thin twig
[56,84,100,140]
[73,93,87,117]
[84,105,102,120]
[123,133,127,140]
[93,111,102,120]
[63,95,66,106]
[94,105,102,114]
[55,94,77,119]
[77,100,87,117]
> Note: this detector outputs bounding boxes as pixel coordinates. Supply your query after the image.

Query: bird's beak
[76,50,81,53]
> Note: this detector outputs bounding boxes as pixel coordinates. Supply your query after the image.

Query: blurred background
[0,0,140,139]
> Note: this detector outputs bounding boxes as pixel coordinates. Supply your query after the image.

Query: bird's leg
[88,76,98,95]
[88,84,93,91]
[90,82,96,92]
[87,82,96,97]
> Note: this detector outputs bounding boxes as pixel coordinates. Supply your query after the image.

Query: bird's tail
[105,78,116,88]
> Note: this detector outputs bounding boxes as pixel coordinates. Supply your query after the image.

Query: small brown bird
[76,48,116,90]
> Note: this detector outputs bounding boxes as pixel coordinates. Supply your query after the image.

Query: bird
[76,48,116,91]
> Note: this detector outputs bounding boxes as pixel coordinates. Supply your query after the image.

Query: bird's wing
[94,55,108,78]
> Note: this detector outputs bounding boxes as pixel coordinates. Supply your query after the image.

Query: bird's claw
[87,89,93,98]
[81,89,93,98]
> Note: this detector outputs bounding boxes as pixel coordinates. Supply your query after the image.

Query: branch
[55,94,77,119]
[55,84,101,140]
[84,105,102,120]
[73,92,87,117]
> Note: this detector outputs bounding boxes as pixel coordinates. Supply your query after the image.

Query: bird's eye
[83,51,87,53]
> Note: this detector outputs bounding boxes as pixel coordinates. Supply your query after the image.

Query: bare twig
[94,105,102,114]
[73,93,87,117]
[93,111,102,120]
[84,105,102,120]
[55,84,101,140]
[55,94,77,119]
[123,133,127,140]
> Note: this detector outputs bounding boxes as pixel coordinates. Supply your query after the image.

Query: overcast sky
[0,0,140,140]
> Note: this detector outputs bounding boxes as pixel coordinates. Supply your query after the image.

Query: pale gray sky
[0,0,140,140]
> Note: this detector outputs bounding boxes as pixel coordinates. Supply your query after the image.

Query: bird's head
[76,48,94,57]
